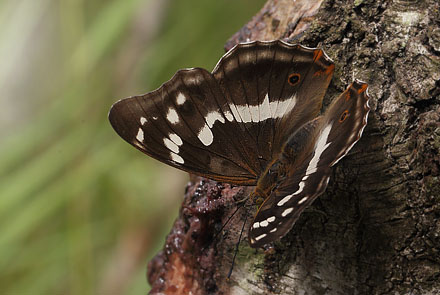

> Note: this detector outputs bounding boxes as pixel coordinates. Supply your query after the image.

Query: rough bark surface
[148,0,440,294]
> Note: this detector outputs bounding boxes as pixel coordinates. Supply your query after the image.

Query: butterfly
[109,40,370,248]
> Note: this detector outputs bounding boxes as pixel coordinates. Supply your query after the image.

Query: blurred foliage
[0,0,265,294]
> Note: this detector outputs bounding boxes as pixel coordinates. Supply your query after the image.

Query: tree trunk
[147,0,440,294]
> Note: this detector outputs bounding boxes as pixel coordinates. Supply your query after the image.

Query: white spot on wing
[140,117,147,125]
[255,233,267,241]
[166,108,179,124]
[270,228,277,233]
[277,194,293,207]
[260,220,269,227]
[306,123,332,174]
[235,104,252,123]
[253,222,260,229]
[298,196,308,205]
[169,133,183,146]
[229,93,297,123]
[281,207,294,217]
[277,180,306,207]
[276,124,332,207]
[224,111,234,122]
[294,181,306,195]
[229,104,242,123]
[164,138,179,153]
[198,124,213,146]
[136,128,144,142]
[249,103,260,123]
[259,94,271,121]
[274,94,297,118]
[171,152,184,164]
[270,98,279,118]
[267,216,275,223]
[176,93,186,105]
[205,111,225,127]
[289,180,307,199]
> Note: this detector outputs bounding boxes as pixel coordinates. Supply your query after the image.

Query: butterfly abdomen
[280,117,323,166]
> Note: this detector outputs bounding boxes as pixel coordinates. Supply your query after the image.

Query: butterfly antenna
[227,209,248,279]
[200,202,245,253]
[213,202,245,241]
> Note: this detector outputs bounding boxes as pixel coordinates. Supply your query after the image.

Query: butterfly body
[109,40,370,248]
[249,121,316,208]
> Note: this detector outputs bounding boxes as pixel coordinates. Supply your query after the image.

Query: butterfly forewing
[110,40,335,185]
[249,81,370,248]
[109,68,257,184]
[167,68,259,180]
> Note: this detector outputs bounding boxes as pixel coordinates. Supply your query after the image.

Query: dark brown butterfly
[109,40,370,248]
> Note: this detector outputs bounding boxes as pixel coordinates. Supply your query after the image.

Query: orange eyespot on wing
[288,73,301,86]
[339,110,349,122]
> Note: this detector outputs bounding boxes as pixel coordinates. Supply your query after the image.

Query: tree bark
[147,0,440,294]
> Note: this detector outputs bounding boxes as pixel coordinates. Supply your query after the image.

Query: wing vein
[220,65,261,158]
[134,95,247,179]
[236,51,262,158]
[202,73,259,178]
[177,75,258,177]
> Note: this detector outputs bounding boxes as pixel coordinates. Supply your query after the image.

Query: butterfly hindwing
[249,163,332,248]
[321,80,370,167]
[249,81,370,248]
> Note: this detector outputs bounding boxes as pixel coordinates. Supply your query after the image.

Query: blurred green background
[0,0,265,294]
